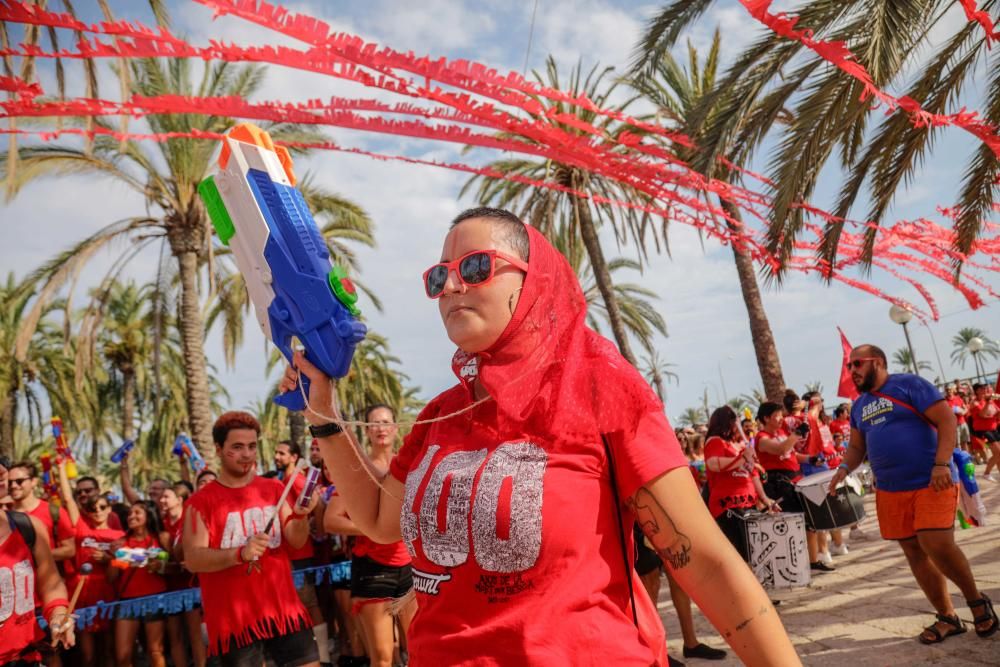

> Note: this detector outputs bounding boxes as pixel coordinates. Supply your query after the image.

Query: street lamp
[968,336,985,383]
[889,305,920,376]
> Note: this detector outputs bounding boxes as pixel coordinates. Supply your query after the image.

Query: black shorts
[350,555,413,599]
[971,429,1000,443]
[715,509,751,564]
[633,524,661,576]
[762,469,813,530]
[219,622,318,667]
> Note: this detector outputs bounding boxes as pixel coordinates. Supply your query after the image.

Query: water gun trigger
[274,373,310,411]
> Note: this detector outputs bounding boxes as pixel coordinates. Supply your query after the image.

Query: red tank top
[71,521,124,608]
[0,515,44,663]
[116,534,168,600]
[185,478,309,655]
[754,429,801,473]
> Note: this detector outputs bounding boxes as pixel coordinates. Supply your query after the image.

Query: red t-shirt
[24,500,73,549]
[828,418,851,439]
[115,534,168,600]
[704,436,759,518]
[754,429,800,474]
[946,397,967,424]
[970,399,999,432]
[284,472,315,562]
[185,478,309,655]
[0,518,44,664]
[70,521,124,610]
[352,534,411,568]
[387,391,686,666]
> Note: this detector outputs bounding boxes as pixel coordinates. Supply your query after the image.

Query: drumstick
[248,459,308,573]
[51,563,91,646]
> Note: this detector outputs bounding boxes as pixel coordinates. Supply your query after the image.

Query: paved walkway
[656,468,1000,666]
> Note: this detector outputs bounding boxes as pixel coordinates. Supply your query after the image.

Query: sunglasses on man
[845,357,879,370]
[423,249,529,299]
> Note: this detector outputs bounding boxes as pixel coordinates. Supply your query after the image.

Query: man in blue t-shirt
[828,344,997,644]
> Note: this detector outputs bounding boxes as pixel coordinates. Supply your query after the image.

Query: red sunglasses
[423,249,528,299]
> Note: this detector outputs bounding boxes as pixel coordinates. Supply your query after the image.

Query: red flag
[838,327,860,400]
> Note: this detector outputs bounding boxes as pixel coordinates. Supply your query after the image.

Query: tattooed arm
[628,467,800,665]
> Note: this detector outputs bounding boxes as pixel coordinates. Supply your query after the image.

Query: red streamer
[959,0,1000,46]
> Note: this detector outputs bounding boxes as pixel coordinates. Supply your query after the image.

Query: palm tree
[1,57,339,457]
[950,327,1000,369]
[641,350,680,402]
[461,57,661,366]
[678,406,707,427]
[0,274,75,457]
[892,347,933,375]
[630,29,788,402]
[634,1,999,269]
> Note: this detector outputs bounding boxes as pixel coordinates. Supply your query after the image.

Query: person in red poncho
[182,411,321,666]
[282,207,799,666]
[0,455,76,665]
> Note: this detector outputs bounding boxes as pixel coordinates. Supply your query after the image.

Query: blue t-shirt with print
[850,374,953,492]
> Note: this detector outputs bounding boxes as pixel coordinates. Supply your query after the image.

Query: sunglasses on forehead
[845,356,879,370]
[423,249,529,299]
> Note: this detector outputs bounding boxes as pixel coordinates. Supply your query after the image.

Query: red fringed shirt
[186,478,309,655]
[0,518,43,664]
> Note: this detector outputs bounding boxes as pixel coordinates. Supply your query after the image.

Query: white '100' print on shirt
[0,560,34,622]
[402,442,547,573]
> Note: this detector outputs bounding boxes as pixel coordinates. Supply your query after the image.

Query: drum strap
[870,391,937,430]
[601,434,638,627]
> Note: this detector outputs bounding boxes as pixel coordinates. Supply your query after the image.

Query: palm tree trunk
[652,370,665,402]
[122,368,136,440]
[0,388,16,458]
[175,249,215,463]
[720,200,787,403]
[575,199,638,366]
[288,410,306,450]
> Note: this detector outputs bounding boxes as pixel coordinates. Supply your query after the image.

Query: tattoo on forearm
[726,604,772,638]
[627,487,693,569]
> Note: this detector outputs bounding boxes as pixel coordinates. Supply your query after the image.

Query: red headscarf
[450,224,663,444]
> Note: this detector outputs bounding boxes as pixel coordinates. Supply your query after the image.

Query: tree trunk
[720,200,787,403]
[288,410,306,451]
[174,249,215,464]
[575,199,638,366]
[652,370,665,402]
[0,388,16,459]
[122,367,136,441]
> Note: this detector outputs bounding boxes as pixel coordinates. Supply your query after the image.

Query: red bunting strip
[0,75,43,101]
[739,0,1000,158]
[959,0,1000,46]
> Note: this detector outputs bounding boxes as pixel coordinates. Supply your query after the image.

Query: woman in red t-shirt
[108,500,169,667]
[325,404,416,667]
[704,407,776,561]
[159,482,206,667]
[969,383,1000,480]
[291,211,799,665]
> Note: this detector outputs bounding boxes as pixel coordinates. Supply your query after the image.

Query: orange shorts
[875,484,958,540]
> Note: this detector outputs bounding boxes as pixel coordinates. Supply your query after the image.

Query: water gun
[198,123,366,410]
[39,453,60,503]
[953,449,986,529]
[51,417,77,478]
[110,547,169,569]
[172,433,206,473]
[110,439,136,464]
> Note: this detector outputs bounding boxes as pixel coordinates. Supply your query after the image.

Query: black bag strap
[601,434,638,627]
[8,510,37,562]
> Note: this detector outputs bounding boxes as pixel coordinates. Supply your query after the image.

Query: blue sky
[1,0,998,428]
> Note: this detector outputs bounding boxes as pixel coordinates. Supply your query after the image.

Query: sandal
[968,594,999,638]
[918,613,966,644]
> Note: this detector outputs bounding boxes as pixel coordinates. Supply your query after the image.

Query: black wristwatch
[309,422,344,438]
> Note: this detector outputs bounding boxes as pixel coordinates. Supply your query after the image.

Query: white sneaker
[819,550,833,565]
[849,526,868,541]
[829,542,849,556]
[987,472,1000,482]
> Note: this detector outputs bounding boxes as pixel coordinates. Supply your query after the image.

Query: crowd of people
[2,207,997,666]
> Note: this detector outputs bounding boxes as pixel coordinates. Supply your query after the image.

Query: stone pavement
[656,469,1000,666]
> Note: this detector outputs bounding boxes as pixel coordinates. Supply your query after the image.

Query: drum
[735,511,810,589]
[795,469,866,530]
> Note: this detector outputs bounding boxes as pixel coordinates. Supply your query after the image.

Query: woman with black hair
[704,406,777,560]
[109,500,170,667]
